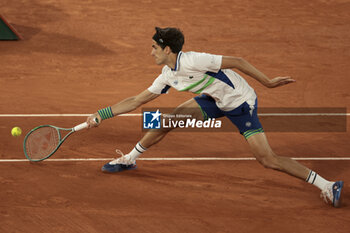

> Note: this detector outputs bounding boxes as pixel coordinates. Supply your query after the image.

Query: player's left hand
[266,76,296,88]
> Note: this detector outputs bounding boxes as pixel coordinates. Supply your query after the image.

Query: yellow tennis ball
[11,127,22,137]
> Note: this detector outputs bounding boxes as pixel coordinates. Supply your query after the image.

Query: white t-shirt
[148,51,256,111]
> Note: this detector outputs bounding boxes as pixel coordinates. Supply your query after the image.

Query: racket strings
[25,127,60,160]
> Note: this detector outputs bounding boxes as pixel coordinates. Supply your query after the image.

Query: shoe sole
[333,181,344,208]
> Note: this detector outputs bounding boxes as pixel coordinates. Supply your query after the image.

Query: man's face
[151,40,167,65]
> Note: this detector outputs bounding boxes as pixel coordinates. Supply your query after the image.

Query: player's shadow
[11,24,41,40]
[0,24,115,56]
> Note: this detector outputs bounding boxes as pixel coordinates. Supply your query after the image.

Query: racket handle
[73,122,89,132]
[73,118,99,132]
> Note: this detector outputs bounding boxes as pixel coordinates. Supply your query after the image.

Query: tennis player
[87,27,343,207]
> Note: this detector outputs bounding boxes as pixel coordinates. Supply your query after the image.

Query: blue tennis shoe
[102,150,137,173]
[101,161,137,173]
[331,181,344,208]
[321,181,344,208]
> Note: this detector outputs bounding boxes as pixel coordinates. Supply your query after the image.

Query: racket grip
[73,122,89,132]
[73,118,98,132]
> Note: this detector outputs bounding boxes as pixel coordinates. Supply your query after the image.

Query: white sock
[306,170,332,190]
[124,142,147,161]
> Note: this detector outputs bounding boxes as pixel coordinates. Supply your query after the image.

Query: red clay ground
[1,0,350,232]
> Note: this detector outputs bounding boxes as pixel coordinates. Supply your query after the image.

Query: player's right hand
[87,113,102,128]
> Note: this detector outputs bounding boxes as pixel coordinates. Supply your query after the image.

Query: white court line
[1,157,350,163]
[0,113,349,117]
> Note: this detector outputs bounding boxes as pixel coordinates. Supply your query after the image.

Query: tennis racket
[23,119,97,162]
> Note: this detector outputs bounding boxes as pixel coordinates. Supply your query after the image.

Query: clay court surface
[1,0,350,232]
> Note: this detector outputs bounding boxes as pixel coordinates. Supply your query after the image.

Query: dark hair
[152,27,184,54]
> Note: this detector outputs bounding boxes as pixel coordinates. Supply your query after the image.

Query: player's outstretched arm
[221,56,296,88]
[87,90,160,127]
